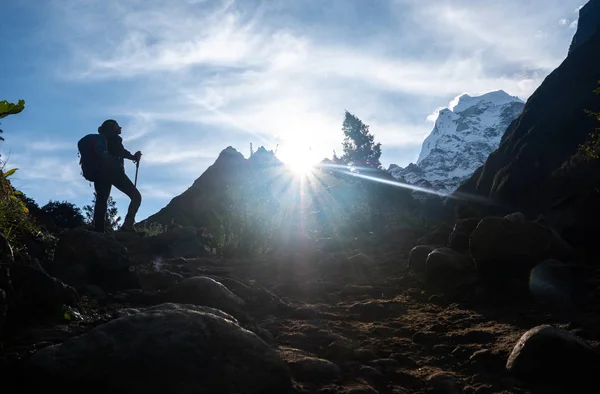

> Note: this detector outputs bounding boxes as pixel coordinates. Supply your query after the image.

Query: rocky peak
[569,0,600,53]
[389,90,524,195]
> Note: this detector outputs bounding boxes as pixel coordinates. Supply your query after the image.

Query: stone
[359,365,384,381]
[287,357,342,383]
[504,212,526,222]
[427,373,463,394]
[166,276,244,317]
[416,222,453,246]
[470,217,573,285]
[368,358,400,373]
[138,270,183,291]
[11,264,79,316]
[506,325,600,390]
[54,229,130,272]
[389,353,418,368]
[29,304,292,393]
[448,218,481,254]
[408,245,438,273]
[529,259,581,305]
[425,248,477,290]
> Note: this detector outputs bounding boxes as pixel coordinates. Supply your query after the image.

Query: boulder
[52,229,137,292]
[416,222,452,246]
[425,248,476,290]
[54,229,130,272]
[529,259,583,305]
[448,218,480,254]
[218,278,290,314]
[504,212,527,222]
[470,217,573,285]
[426,373,463,394]
[506,325,600,390]
[11,264,78,316]
[138,270,183,291]
[408,245,440,273]
[166,276,245,317]
[28,304,293,394]
[287,357,342,383]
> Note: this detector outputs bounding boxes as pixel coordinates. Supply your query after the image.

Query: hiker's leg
[111,170,142,227]
[93,180,112,232]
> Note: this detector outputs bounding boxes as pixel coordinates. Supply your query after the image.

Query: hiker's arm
[115,136,136,160]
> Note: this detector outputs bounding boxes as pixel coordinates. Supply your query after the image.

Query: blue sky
[0,0,585,221]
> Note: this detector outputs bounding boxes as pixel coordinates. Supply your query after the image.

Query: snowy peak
[391,90,525,195]
[450,90,524,113]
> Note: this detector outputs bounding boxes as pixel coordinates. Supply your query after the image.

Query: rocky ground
[2,217,600,394]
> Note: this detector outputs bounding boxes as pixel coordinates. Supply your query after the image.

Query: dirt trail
[4,231,600,394]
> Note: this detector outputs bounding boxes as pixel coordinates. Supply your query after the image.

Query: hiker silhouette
[93,119,142,232]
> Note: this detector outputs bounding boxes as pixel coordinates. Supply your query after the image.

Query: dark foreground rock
[52,229,137,292]
[27,303,293,394]
[470,217,573,285]
[506,325,600,391]
[166,276,245,317]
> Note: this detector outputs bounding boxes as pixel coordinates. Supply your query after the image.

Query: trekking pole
[134,160,140,187]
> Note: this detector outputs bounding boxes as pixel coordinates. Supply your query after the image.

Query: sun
[288,157,315,175]
[278,145,320,175]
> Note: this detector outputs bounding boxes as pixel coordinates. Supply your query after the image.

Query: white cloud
[27,0,584,215]
[570,20,579,29]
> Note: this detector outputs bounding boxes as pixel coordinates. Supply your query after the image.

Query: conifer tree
[339,111,382,169]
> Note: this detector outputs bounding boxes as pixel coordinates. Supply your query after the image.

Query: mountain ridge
[389,90,524,194]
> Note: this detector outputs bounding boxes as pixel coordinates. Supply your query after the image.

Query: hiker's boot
[120,216,137,232]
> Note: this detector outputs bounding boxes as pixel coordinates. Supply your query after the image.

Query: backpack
[77,134,108,182]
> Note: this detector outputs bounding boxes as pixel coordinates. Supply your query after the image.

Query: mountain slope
[389,91,524,193]
[143,146,269,227]
[455,17,600,257]
[569,0,600,53]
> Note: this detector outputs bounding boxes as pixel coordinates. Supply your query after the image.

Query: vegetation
[83,193,121,232]
[578,82,600,160]
[39,200,86,229]
[334,111,382,170]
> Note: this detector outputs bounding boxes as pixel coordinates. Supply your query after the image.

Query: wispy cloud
[6,0,583,219]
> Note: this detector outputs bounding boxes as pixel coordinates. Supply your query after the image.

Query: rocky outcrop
[470,217,573,284]
[389,91,524,194]
[455,19,600,258]
[166,276,245,317]
[569,0,600,53]
[506,325,600,391]
[52,229,138,292]
[28,303,293,394]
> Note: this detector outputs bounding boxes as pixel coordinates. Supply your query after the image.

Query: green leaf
[0,99,25,119]
[3,168,18,178]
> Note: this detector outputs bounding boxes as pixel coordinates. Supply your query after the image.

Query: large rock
[470,217,573,284]
[28,304,293,394]
[448,218,480,253]
[408,245,440,273]
[416,223,452,246]
[54,229,130,271]
[529,259,590,306]
[425,248,476,290]
[506,325,600,390]
[52,229,137,292]
[11,264,78,316]
[166,276,245,317]
[138,270,183,291]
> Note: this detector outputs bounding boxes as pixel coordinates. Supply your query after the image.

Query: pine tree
[339,111,382,169]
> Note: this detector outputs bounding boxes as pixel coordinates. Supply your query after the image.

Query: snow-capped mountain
[389,90,525,194]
